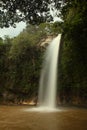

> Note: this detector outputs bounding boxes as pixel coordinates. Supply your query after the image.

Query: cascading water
[38,34,61,110]
[24,34,61,112]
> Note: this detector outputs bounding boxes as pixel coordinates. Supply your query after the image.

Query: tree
[0,0,64,27]
[58,0,87,103]
[1,0,86,28]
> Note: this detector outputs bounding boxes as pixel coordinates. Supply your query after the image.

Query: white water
[24,34,61,112]
[38,34,61,111]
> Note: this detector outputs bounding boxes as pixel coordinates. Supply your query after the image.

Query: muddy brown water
[0,106,87,130]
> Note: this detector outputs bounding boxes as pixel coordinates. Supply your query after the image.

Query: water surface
[0,106,87,130]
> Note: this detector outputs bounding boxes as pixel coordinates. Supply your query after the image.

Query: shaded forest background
[0,0,87,105]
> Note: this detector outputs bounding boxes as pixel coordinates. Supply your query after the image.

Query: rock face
[39,35,55,47]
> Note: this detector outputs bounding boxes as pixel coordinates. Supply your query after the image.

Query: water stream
[38,34,61,111]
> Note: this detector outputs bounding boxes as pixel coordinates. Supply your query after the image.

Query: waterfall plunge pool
[0,105,87,130]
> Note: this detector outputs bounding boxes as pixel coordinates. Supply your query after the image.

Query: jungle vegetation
[0,0,87,105]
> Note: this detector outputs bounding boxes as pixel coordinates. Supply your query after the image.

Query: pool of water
[0,106,87,130]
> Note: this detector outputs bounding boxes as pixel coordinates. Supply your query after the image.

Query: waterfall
[38,34,61,110]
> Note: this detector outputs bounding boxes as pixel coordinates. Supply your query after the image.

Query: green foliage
[0,37,3,44]
[0,23,50,102]
[8,45,42,99]
[58,0,87,103]
[0,0,63,27]
[0,38,11,99]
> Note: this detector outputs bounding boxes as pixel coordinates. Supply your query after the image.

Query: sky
[0,22,26,39]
